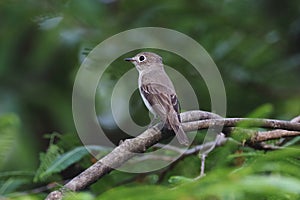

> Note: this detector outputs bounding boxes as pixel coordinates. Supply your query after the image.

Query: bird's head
[125,52,163,71]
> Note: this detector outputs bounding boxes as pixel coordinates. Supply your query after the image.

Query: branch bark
[45,111,300,200]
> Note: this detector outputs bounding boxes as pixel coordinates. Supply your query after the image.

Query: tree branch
[253,130,300,142]
[45,111,300,200]
[182,117,300,132]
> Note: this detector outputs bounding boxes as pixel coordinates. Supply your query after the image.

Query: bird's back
[139,67,175,94]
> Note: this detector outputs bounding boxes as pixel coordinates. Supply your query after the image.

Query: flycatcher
[125,52,189,145]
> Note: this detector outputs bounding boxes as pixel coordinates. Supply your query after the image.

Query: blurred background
[0,0,300,199]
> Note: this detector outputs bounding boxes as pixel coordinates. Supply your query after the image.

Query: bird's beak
[124,57,135,62]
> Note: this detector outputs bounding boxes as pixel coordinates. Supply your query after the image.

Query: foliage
[97,147,300,200]
[34,144,111,182]
[0,114,19,168]
[34,143,63,182]
[0,0,299,199]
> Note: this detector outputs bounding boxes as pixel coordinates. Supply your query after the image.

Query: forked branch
[45,111,300,200]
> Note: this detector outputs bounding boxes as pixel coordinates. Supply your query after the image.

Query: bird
[125,52,189,145]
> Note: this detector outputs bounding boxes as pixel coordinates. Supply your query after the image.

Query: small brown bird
[125,52,189,145]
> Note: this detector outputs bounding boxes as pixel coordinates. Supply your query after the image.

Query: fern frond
[0,114,20,168]
[42,145,111,178]
[34,144,62,182]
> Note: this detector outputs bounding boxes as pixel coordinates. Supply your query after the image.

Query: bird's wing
[141,83,188,145]
[141,83,181,121]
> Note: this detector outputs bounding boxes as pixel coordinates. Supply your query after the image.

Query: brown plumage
[125,52,189,145]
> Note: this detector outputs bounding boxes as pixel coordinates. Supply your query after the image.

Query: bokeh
[0,0,299,199]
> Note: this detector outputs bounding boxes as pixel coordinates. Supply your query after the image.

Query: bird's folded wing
[141,83,180,121]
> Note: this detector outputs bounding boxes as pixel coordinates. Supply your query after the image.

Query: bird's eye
[139,55,146,62]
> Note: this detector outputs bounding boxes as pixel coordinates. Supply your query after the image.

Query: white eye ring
[138,55,146,62]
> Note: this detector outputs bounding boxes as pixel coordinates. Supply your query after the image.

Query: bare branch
[180,110,222,122]
[291,115,300,123]
[253,130,300,142]
[45,111,300,200]
[182,117,300,132]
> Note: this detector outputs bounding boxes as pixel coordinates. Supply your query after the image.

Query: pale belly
[139,88,156,116]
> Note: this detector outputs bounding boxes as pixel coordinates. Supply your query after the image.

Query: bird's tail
[167,111,189,146]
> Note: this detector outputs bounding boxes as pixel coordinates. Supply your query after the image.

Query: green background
[0,0,299,199]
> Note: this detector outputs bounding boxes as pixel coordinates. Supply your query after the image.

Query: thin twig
[153,143,185,154]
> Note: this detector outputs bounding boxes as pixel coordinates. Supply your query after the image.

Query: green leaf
[0,171,35,179]
[41,145,111,180]
[168,176,193,185]
[233,104,274,131]
[100,185,170,200]
[6,193,43,200]
[246,103,274,119]
[0,178,28,195]
[64,192,95,200]
[0,114,20,168]
[241,175,300,194]
[283,136,300,147]
[34,144,62,182]
[42,146,89,177]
